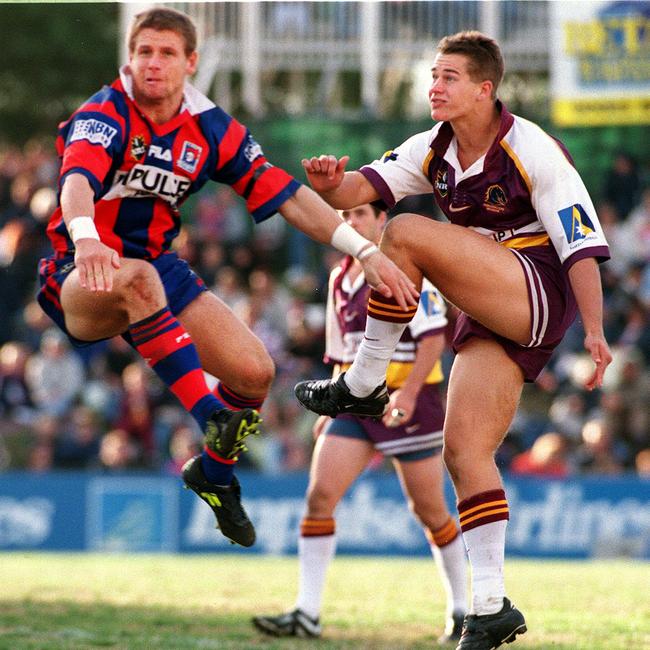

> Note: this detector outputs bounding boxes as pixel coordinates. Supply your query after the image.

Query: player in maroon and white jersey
[253,204,467,643]
[295,32,613,649]
[37,7,418,549]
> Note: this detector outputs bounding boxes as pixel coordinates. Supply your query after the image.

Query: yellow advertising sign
[552,97,650,126]
[550,2,650,127]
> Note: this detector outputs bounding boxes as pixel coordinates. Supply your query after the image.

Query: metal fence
[122,1,549,115]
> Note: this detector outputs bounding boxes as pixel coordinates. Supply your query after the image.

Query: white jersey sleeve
[323,265,344,364]
[408,278,447,340]
[359,129,436,207]
[508,117,608,266]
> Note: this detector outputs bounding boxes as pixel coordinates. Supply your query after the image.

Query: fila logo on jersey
[148,144,172,162]
[558,204,595,244]
[70,118,118,148]
[178,141,202,173]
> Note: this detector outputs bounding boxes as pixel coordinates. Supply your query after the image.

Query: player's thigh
[59,259,164,342]
[384,214,531,344]
[177,291,274,393]
[393,454,449,520]
[305,433,375,516]
[444,338,524,459]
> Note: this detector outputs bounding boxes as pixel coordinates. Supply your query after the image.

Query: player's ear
[478,79,493,101]
[187,50,198,75]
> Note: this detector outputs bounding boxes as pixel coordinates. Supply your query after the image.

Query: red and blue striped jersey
[47,66,301,259]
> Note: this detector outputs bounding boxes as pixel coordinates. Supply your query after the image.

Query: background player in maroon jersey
[253,204,467,643]
[295,32,612,649]
[37,7,418,549]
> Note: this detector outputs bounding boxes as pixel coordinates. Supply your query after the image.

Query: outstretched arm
[279,185,419,309]
[567,257,612,390]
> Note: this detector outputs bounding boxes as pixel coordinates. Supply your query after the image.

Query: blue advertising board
[0,471,648,559]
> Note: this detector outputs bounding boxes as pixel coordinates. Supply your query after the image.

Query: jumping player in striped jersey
[253,204,467,644]
[295,32,612,649]
[37,7,418,549]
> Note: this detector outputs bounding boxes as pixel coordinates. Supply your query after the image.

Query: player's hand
[383,389,416,427]
[301,155,350,194]
[583,333,612,391]
[74,239,121,292]
[360,250,419,310]
[312,415,331,440]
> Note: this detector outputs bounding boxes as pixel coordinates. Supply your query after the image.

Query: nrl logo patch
[131,135,147,161]
[434,168,448,197]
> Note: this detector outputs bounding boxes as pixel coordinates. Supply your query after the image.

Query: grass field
[0,554,648,649]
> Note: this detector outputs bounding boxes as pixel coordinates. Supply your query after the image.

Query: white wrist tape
[358,243,379,260]
[68,216,99,243]
[331,222,375,259]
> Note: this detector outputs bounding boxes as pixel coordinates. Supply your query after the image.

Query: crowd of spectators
[0,139,648,479]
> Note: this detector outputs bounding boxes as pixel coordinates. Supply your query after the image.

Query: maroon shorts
[453,245,577,382]
[325,383,444,461]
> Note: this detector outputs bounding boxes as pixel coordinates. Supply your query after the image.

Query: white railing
[124,1,549,115]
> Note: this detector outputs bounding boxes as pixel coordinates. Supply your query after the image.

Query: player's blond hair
[128,7,197,56]
[437,31,504,98]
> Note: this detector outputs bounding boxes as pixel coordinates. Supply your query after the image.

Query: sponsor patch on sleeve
[244,135,264,162]
[557,204,596,243]
[69,118,118,148]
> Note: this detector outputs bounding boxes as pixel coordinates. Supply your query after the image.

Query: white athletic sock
[295,534,337,620]
[344,316,408,396]
[431,534,469,617]
[462,520,508,615]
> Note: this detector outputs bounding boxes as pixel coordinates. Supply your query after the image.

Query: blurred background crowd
[0,139,649,480]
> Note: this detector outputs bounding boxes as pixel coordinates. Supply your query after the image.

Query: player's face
[428,53,491,122]
[341,205,386,243]
[129,28,197,106]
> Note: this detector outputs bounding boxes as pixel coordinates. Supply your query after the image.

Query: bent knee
[116,260,165,309]
[233,352,275,395]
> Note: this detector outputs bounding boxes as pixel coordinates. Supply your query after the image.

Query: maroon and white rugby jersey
[360,102,609,270]
[324,256,447,388]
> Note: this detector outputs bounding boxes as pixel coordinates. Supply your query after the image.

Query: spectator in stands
[604,152,641,220]
[25,328,84,417]
[98,428,140,471]
[53,406,102,469]
[574,418,623,475]
[510,432,570,478]
[0,340,34,421]
[635,449,650,478]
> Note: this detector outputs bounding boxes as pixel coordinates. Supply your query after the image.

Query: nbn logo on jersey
[558,204,595,243]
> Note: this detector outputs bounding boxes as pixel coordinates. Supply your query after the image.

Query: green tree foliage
[0,3,118,143]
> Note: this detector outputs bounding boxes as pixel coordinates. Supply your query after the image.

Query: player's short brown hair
[437,31,504,98]
[128,7,197,56]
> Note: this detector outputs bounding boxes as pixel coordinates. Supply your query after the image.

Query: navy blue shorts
[37,251,207,347]
[325,383,444,462]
